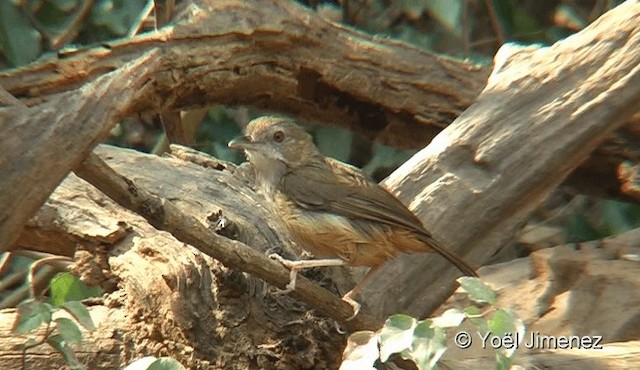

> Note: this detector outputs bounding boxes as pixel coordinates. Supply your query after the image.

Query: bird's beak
[228,136,256,150]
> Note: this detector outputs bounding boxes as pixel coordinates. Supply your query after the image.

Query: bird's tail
[416,232,478,277]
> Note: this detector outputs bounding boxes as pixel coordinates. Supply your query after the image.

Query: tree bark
[0,0,638,210]
[6,170,348,369]
[0,0,486,148]
[359,1,640,318]
[1,0,640,369]
[6,153,640,367]
[0,51,160,251]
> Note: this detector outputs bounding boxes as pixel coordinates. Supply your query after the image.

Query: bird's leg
[341,267,379,321]
[268,253,346,293]
[269,253,378,321]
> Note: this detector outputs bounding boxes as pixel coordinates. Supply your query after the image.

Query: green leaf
[487,309,513,337]
[565,214,601,242]
[90,0,148,36]
[457,277,497,304]
[0,1,42,66]
[463,306,489,334]
[431,308,465,328]
[601,200,640,235]
[405,321,447,370]
[55,317,83,344]
[493,0,515,37]
[51,0,80,12]
[123,357,157,370]
[495,351,513,370]
[379,314,417,361]
[402,320,433,366]
[47,334,85,370]
[13,299,54,334]
[463,306,482,317]
[50,272,75,306]
[341,331,379,370]
[487,308,525,358]
[49,272,103,306]
[424,0,463,36]
[147,357,188,370]
[401,0,428,20]
[62,301,96,331]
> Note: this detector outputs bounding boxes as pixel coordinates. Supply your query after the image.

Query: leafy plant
[123,356,187,370]
[48,271,103,306]
[341,277,525,370]
[13,273,98,370]
[0,0,149,67]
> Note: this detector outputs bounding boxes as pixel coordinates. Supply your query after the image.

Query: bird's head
[229,116,321,188]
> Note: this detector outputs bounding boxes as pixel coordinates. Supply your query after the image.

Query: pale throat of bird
[246,151,289,197]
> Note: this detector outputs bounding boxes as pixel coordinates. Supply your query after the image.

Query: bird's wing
[282,158,478,277]
[282,158,425,232]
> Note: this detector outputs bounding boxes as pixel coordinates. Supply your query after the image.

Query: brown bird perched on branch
[229,116,477,317]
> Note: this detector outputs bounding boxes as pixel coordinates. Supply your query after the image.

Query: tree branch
[360,1,640,318]
[73,148,378,331]
[0,50,160,251]
[0,0,485,149]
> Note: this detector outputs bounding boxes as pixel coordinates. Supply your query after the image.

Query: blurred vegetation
[1,0,639,310]
[12,273,98,370]
[342,277,524,370]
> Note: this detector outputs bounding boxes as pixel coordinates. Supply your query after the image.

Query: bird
[228,116,477,318]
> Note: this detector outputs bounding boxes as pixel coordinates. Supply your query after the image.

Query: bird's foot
[269,253,298,294]
[341,292,361,321]
[268,253,296,268]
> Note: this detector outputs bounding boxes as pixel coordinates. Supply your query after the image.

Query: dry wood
[4,172,347,369]
[0,51,160,252]
[0,307,124,369]
[7,145,639,369]
[0,0,485,149]
[74,148,377,330]
[0,0,637,322]
[0,0,638,201]
[0,1,639,368]
[1,0,639,255]
[358,1,640,318]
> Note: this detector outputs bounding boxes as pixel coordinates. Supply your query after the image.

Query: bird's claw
[268,253,294,268]
[269,252,360,320]
[271,285,294,295]
[342,295,361,321]
[268,253,298,294]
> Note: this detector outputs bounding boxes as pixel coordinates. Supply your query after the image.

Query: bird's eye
[272,130,285,143]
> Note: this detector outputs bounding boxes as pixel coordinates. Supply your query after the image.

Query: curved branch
[0,0,487,148]
[1,0,638,201]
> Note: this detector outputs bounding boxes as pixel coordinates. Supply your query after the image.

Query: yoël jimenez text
[479,331,604,350]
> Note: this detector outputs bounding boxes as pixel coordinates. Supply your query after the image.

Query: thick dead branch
[1,0,637,319]
[0,51,159,252]
[5,167,639,368]
[0,0,484,253]
[0,0,485,149]
[0,1,638,368]
[73,149,377,330]
[359,1,640,318]
[4,173,347,369]
[0,3,636,256]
